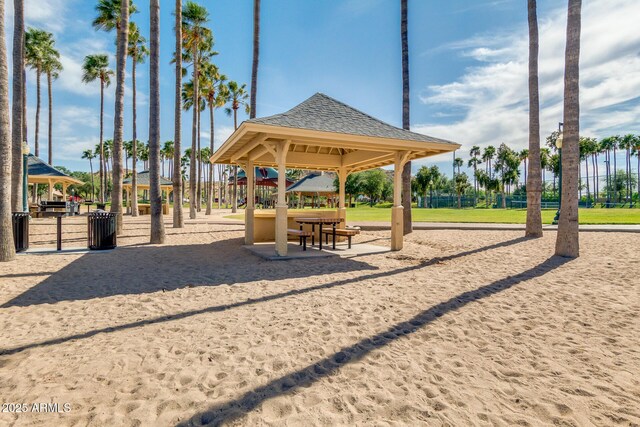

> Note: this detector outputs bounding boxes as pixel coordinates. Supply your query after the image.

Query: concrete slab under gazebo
[27,154,83,201]
[123,171,173,215]
[210,93,460,256]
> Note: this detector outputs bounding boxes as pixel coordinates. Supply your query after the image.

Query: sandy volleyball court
[0,212,638,426]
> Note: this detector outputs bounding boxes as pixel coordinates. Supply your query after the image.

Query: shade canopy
[230,167,294,187]
[27,154,83,186]
[210,93,460,172]
[123,171,173,190]
[286,172,336,195]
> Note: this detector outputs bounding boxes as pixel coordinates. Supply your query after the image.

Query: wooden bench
[322,228,360,249]
[288,228,312,251]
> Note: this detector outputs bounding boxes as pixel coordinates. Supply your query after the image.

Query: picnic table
[294,217,343,250]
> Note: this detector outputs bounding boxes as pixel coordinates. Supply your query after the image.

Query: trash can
[12,212,30,252]
[87,212,117,250]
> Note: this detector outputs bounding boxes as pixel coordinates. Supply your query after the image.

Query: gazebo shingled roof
[286,172,336,194]
[210,93,460,173]
[123,171,172,188]
[27,154,82,185]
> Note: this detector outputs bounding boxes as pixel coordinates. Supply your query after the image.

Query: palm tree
[11,0,24,211]
[250,0,260,119]
[93,0,137,32]
[82,149,96,199]
[225,80,250,213]
[173,0,184,228]
[25,28,53,158]
[149,0,164,243]
[163,141,175,178]
[0,0,16,261]
[482,146,496,177]
[400,0,412,235]
[42,48,62,165]
[453,157,463,175]
[555,0,582,258]
[525,0,543,237]
[620,134,635,203]
[182,1,211,219]
[128,21,148,217]
[201,63,228,215]
[455,173,470,209]
[82,54,114,203]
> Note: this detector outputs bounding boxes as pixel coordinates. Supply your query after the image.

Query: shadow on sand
[1,237,375,308]
[1,237,531,358]
[176,254,569,426]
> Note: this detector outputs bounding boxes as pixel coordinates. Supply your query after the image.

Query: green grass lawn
[226,204,640,224]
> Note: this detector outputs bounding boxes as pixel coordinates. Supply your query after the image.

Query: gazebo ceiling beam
[253,151,341,168]
[341,150,395,167]
[230,133,267,163]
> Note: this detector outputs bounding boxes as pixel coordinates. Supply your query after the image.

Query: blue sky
[6,0,640,176]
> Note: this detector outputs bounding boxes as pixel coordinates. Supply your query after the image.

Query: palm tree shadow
[0,238,375,308]
[0,237,530,357]
[176,255,569,427]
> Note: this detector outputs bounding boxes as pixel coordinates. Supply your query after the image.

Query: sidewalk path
[351,221,640,233]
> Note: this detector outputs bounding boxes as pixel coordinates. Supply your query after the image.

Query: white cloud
[415,0,640,153]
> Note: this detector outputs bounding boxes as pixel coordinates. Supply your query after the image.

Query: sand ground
[0,210,638,426]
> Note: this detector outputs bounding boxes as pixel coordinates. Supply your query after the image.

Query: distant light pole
[22,141,30,212]
[552,122,563,224]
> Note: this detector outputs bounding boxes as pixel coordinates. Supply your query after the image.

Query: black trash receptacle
[87,212,117,250]
[12,212,30,252]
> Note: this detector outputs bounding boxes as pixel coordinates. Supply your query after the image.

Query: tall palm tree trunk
[47,71,53,165]
[110,0,129,234]
[131,59,139,216]
[206,103,214,214]
[250,0,260,118]
[149,0,165,243]
[99,79,105,203]
[189,44,198,219]
[197,108,202,212]
[35,69,41,157]
[89,158,95,199]
[585,156,590,202]
[555,0,581,258]
[401,0,412,234]
[173,0,184,228]
[0,0,16,261]
[11,0,24,211]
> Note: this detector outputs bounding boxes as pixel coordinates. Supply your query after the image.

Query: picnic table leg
[311,224,315,246]
[319,223,323,250]
[299,224,303,246]
[332,222,336,249]
[57,216,62,251]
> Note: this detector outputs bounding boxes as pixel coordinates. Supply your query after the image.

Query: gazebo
[210,93,460,256]
[286,172,337,208]
[123,171,173,214]
[27,154,83,200]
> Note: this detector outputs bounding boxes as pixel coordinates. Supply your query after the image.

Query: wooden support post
[274,140,290,256]
[245,160,255,245]
[338,167,348,225]
[391,151,410,251]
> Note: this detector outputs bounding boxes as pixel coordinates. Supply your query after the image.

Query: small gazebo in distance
[123,171,173,215]
[210,93,460,256]
[286,172,337,208]
[27,154,83,201]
